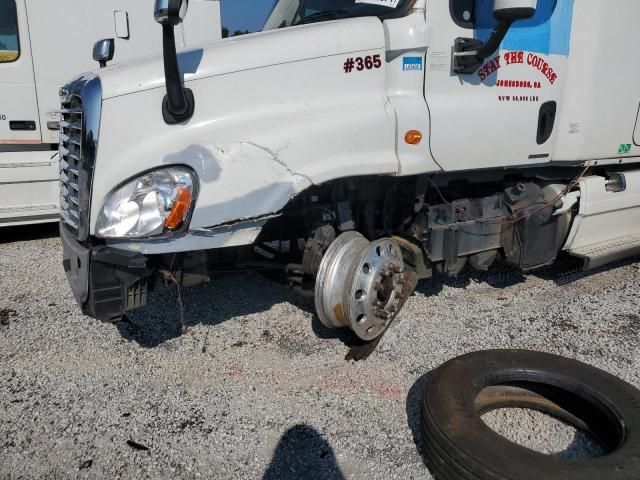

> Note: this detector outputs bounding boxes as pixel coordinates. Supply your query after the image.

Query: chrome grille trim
[59,131,82,147]
[59,95,83,232]
[59,121,82,131]
[58,75,102,240]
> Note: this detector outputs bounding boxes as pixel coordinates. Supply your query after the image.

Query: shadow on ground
[118,272,309,348]
[1,223,59,244]
[405,372,435,474]
[262,425,345,480]
[415,253,640,297]
[555,430,608,459]
[118,271,365,351]
[116,251,639,349]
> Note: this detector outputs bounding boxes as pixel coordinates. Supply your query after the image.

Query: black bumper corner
[60,224,152,322]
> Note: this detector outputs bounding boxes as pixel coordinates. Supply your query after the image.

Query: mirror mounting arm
[453,18,513,75]
[452,0,537,76]
[155,0,194,124]
[161,23,195,124]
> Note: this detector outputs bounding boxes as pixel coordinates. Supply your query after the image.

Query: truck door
[0,0,41,146]
[635,104,640,147]
[424,0,573,172]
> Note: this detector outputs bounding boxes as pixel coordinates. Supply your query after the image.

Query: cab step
[568,233,640,270]
[563,170,640,270]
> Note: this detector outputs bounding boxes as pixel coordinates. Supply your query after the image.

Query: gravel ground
[1,224,639,479]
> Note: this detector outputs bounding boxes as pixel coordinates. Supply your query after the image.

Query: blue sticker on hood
[403,57,423,71]
[474,0,574,56]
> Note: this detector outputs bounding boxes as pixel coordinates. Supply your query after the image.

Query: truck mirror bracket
[453,1,536,75]
[453,18,513,75]
[156,0,195,124]
[162,87,195,124]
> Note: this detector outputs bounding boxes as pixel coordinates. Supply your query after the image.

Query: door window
[0,0,20,63]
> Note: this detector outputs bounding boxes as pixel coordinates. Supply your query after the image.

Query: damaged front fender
[185,141,313,228]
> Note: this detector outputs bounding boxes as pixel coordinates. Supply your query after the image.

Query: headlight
[96,167,196,238]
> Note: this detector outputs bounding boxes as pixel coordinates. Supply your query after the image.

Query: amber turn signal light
[405,130,423,145]
[164,187,192,230]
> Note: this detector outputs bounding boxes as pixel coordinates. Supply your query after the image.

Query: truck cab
[59,0,640,344]
[0,0,221,226]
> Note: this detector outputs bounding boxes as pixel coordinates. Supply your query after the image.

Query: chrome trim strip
[59,75,102,241]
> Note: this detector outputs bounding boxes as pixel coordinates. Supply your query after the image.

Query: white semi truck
[60,0,640,343]
[0,0,221,226]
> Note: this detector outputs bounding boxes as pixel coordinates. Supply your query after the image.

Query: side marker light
[405,130,423,145]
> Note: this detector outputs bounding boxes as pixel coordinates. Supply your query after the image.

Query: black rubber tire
[420,350,640,480]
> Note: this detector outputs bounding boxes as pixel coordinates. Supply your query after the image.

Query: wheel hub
[315,233,411,341]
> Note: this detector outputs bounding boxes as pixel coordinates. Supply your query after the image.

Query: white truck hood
[90,14,398,251]
[97,17,386,100]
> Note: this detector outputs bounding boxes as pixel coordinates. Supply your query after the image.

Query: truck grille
[59,95,83,233]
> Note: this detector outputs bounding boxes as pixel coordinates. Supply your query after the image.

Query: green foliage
[221,27,250,38]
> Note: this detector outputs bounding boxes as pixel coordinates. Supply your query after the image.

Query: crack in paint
[195,213,277,232]
[189,141,315,229]
[242,141,314,185]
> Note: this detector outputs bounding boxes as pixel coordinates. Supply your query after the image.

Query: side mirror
[154,0,189,25]
[493,0,537,20]
[154,0,195,124]
[93,38,115,68]
[453,0,537,75]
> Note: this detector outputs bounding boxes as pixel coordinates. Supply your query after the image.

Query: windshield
[263,0,411,31]
[0,0,20,63]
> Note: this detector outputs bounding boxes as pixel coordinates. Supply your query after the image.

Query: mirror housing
[453,0,537,75]
[93,38,115,68]
[493,0,537,20]
[154,0,195,124]
[154,0,189,26]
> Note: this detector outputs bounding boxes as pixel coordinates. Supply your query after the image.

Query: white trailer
[0,0,221,226]
[59,0,640,343]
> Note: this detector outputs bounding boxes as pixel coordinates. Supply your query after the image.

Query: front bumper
[61,223,152,322]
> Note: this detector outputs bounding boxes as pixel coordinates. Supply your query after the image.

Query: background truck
[0,0,221,226]
[60,0,640,344]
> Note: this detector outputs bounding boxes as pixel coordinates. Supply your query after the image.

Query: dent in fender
[184,141,313,229]
[105,141,315,253]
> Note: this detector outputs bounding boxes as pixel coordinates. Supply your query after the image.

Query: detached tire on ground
[421,350,640,480]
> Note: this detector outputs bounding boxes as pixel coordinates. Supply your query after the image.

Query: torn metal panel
[186,141,313,229]
[106,218,268,254]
